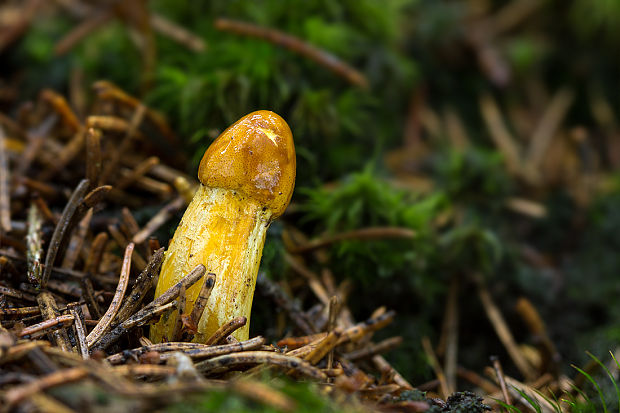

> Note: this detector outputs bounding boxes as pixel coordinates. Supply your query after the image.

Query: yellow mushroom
[150,110,296,343]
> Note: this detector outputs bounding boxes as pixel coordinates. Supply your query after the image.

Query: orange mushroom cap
[198,110,296,218]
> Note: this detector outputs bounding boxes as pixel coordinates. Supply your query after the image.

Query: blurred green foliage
[164,378,354,413]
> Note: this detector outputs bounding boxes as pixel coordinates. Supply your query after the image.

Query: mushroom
[150,110,296,343]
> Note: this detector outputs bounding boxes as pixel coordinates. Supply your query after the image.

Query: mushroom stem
[150,186,270,342]
[150,111,295,343]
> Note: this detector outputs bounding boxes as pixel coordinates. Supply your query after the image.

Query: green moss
[165,378,355,413]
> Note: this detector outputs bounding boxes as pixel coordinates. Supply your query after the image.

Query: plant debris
[0,83,416,412]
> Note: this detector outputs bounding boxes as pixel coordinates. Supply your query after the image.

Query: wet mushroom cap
[198,110,296,218]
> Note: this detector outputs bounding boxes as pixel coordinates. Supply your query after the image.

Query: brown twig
[337,311,395,344]
[525,88,575,173]
[0,306,41,318]
[55,11,113,56]
[491,356,512,407]
[326,295,339,370]
[457,366,500,394]
[33,195,57,224]
[85,127,102,188]
[94,265,205,350]
[18,314,75,339]
[477,278,536,381]
[39,128,86,181]
[479,94,522,177]
[94,301,177,351]
[132,196,185,244]
[86,243,134,348]
[284,254,330,306]
[0,284,36,302]
[108,223,147,269]
[86,115,130,133]
[120,208,142,242]
[41,179,90,288]
[157,337,264,362]
[16,115,57,177]
[0,125,11,233]
[36,292,73,352]
[344,337,403,361]
[117,172,172,196]
[106,336,265,364]
[257,272,316,335]
[441,276,459,395]
[115,156,159,191]
[26,203,43,285]
[83,232,108,275]
[40,89,81,133]
[277,333,326,350]
[114,248,164,325]
[500,373,557,411]
[0,341,50,365]
[81,185,113,209]
[203,316,247,345]
[68,304,88,359]
[303,328,341,365]
[286,311,395,359]
[3,367,88,407]
[150,13,207,52]
[113,364,176,377]
[288,227,416,254]
[515,297,560,373]
[100,104,147,184]
[61,208,92,270]
[170,283,186,342]
[187,272,216,335]
[80,277,102,319]
[0,0,42,52]
[422,336,449,399]
[196,351,327,380]
[92,81,179,148]
[372,355,414,389]
[215,18,368,88]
